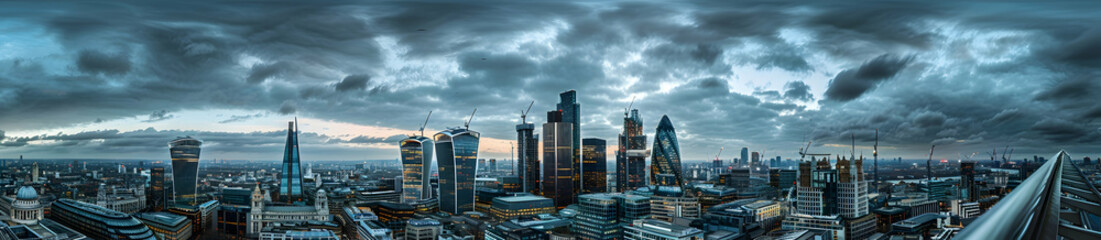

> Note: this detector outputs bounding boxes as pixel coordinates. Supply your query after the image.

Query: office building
[150,167,168,211]
[435,127,481,215]
[650,115,684,188]
[617,109,648,192]
[769,169,797,189]
[50,198,157,240]
[405,219,443,240]
[740,147,749,166]
[517,115,540,196]
[623,219,704,240]
[927,179,951,201]
[135,212,194,240]
[486,219,550,240]
[784,156,874,240]
[543,110,575,209]
[490,158,497,173]
[95,183,147,214]
[490,195,555,220]
[279,121,305,203]
[247,187,330,235]
[573,193,651,240]
[400,135,434,204]
[582,138,607,193]
[31,162,38,183]
[693,185,736,211]
[961,161,977,202]
[632,186,699,222]
[170,136,202,205]
[751,152,760,165]
[556,90,582,202]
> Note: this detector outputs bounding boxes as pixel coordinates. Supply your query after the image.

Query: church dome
[16,186,38,201]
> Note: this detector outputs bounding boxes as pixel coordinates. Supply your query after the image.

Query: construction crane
[464,108,477,129]
[624,97,636,117]
[715,147,724,161]
[520,101,534,124]
[418,111,432,137]
[1006,148,1014,164]
[873,129,879,192]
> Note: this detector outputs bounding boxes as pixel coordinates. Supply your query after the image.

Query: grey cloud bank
[1,0,1100,160]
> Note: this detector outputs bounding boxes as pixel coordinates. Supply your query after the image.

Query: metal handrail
[954,151,1068,239]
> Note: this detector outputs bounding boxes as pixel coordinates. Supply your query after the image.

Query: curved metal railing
[954,151,1068,239]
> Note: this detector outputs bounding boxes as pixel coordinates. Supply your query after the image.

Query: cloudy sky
[1,0,1099,162]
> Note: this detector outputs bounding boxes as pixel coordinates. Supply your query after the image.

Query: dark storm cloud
[2,0,1101,159]
[335,75,371,92]
[76,50,131,75]
[142,110,173,122]
[824,54,915,101]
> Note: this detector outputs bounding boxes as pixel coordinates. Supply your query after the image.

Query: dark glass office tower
[150,167,167,211]
[435,128,480,215]
[279,121,304,203]
[582,138,607,194]
[650,115,684,188]
[517,122,540,195]
[961,161,976,201]
[617,109,647,192]
[400,135,434,203]
[543,111,574,209]
[556,90,581,199]
[169,136,201,206]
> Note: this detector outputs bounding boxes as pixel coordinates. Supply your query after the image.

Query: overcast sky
[1,0,1099,162]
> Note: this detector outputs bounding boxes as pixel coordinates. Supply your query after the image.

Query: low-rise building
[490,195,555,220]
[50,198,157,240]
[624,219,704,240]
[134,212,193,240]
[406,219,443,240]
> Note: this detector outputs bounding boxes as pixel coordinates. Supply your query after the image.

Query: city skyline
[2,1,1101,162]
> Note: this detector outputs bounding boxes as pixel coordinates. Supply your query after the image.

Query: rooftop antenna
[464,108,477,129]
[520,101,534,124]
[418,111,432,137]
[624,96,636,117]
[851,133,856,160]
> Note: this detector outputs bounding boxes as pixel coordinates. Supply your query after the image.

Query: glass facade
[616,109,647,192]
[556,90,582,201]
[434,128,480,215]
[582,138,607,194]
[516,123,539,195]
[543,110,574,209]
[400,136,434,203]
[151,167,167,211]
[51,199,158,240]
[651,115,684,188]
[573,193,651,240]
[280,121,304,203]
[170,137,201,206]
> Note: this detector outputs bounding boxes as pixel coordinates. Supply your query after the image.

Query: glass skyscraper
[279,121,304,203]
[543,110,574,209]
[650,115,684,188]
[517,122,539,195]
[741,147,749,166]
[616,109,647,192]
[169,136,201,206]
[400,135,434,203]
[434,128,480,215]
[556,90,581,199]
[582,138,607,194]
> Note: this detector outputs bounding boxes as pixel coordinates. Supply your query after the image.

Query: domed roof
[16,186,38,200]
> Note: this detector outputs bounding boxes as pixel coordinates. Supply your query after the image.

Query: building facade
[617,109,648,192]
[96,183,147,214]
[556,90,582,202]
[170,136,201,205]
[623,219,704,240]
[50,198,158,240]
[435,127,481,215]
[582,138,607,194]
[400,135,435,204]
[650,115,684,188]
[279,121,305,203]
[247,187,330,235]
[573,193,651,240]
[135,212,194,240]
[543,110,575,209]
[490,195,555,220]
[517,120,540,196]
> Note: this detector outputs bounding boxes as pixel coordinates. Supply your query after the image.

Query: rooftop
[134,212,188,227]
